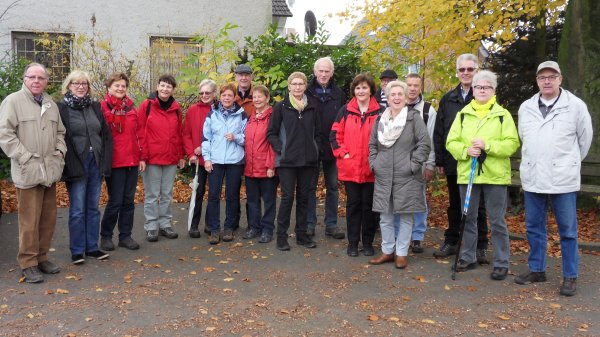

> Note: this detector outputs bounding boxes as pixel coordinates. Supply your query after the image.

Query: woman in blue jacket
[202,83,248,244]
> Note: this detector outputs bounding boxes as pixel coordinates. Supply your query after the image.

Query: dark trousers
[444,174,488,248]
[344,181,376,245]
[189,164,208,230]
[101,166,139,240]
[206,164,244,231]
[276,167,314,238]
[245,176,278,235]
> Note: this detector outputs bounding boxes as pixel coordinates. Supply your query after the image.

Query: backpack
[145,99,180,119]
[423,102,431,124]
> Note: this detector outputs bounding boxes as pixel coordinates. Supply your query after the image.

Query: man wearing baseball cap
[514,60,593,296]
[375,69,398,108]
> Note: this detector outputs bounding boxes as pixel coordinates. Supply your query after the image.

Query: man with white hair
[514,60,593,296]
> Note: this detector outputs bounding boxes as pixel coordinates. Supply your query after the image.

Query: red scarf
[104,93,134,133]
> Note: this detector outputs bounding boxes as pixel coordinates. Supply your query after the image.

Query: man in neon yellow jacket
[446,70,519,281]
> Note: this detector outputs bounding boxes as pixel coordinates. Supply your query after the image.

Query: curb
[509,232,600,252]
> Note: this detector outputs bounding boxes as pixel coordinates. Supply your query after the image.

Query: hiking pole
[451,157,477,280]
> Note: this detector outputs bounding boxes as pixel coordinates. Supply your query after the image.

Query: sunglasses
[458,67,477,73]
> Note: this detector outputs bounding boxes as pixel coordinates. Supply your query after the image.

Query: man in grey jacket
[0,63,66,283]
[514,61,593,296]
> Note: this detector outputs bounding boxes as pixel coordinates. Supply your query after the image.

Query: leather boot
[369,253,394,265]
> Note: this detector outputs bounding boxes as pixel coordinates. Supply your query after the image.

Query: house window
[149,36,201,86]
[12,31,73,84]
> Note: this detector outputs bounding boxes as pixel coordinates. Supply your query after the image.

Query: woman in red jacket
[242,85,277,243]
[183,79,217,238]
[138,74,186,242]
[100,72,143,251]
[330,73,383,257]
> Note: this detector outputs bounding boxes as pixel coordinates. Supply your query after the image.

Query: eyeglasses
[458,67,477,73]
[24,75,48,81]
[289,82,306,87]
[536,75,560,82]
[199,91,214,96]
[474,85,494,91]
[71,82,88,88]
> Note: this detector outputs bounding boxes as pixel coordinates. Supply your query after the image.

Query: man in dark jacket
[374,69,398,108]
[432,53,488,262]
[305,57,345,239]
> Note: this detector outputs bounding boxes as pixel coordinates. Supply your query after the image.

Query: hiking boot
[514,271,547,285]
[411,240,424,254]
[325,227,345,240]
[146,230,158,242]
[243,228,261,240]
[491,267,508,280]
[559,277,577,296]
[118,237,140,250]
[433,243,457,258]
[296,233,317,248]
[188,225,201,238]
[347,242,359,257]
[86,250,109,260]
[71,254,85,265]
[204,226,211,235]
[100,237,115,251]
[306,227,315,237]
[455,259,477,272]
[362,243,375,256]
[222,229,234,242]
[22,266,44,283]
[477,248,490,265]
[277,236,290,251]
[159,227,178,239]
[37,260,60,274]
[258,232,273,243]
[209,231,220,245]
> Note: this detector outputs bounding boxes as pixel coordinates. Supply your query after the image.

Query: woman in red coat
[242,85,277,243]
[330,73,384,257]
[100,72,143,251]
[182,79,217,238]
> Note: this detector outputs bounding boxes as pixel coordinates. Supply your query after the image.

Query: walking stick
[451,157,477,280]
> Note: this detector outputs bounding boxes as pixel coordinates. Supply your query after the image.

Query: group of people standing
[0,54,593,298]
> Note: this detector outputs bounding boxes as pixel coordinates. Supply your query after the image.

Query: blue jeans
[524,191,579,278]
[410,184,428,241]
[66,152,102,254]
[101,166,138,240]
[206,164,244,231]
[307,160,339,230]
[245,176,278,235]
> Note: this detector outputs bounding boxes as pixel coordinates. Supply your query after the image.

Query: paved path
[0,204,599,336]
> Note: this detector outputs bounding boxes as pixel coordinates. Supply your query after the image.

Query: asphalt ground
[0,203,599,336]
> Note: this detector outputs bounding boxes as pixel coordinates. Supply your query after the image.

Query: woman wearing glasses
[59,70,113,264]
[445,70,519,280]
[183,79,217,238]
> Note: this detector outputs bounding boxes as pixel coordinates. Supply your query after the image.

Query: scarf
[377,106,408,148]
[289,93,307,113]
[63,91,92,110]
[219,102,237,117]
[470,95,496,119]
[104,92,133,133]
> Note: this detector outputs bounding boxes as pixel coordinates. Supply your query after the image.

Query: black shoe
[514,271,547,285]
[560,277,577,296]
[491,267,508,280]
[222,229,234,242]
[100,237,115,251]
[477,248,490,265]
[325,227,345,240]
[159,227,178,239]
[347,242,359,257]
[188,226,201,238]
[433,243,457,258]
[411,240,424,254]
[306,228,315,237]
[71,254,85,265]
[146,230,158,242]
[455,259,477,272]
[118,237,140,250]
[258,232,272,243]
[243,228,261,240]
[22,266,44,283]
[362,243,375,256]
[296,234,317,248]
[86,250,110,260]
[37,260,60,274]
[277,236,290,251]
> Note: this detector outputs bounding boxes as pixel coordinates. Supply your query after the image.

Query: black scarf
[63,91,92,110]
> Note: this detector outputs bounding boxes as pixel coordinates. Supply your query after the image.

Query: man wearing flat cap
[514,60,593,297]
[234,64,255,116]
[375,69,398,108]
